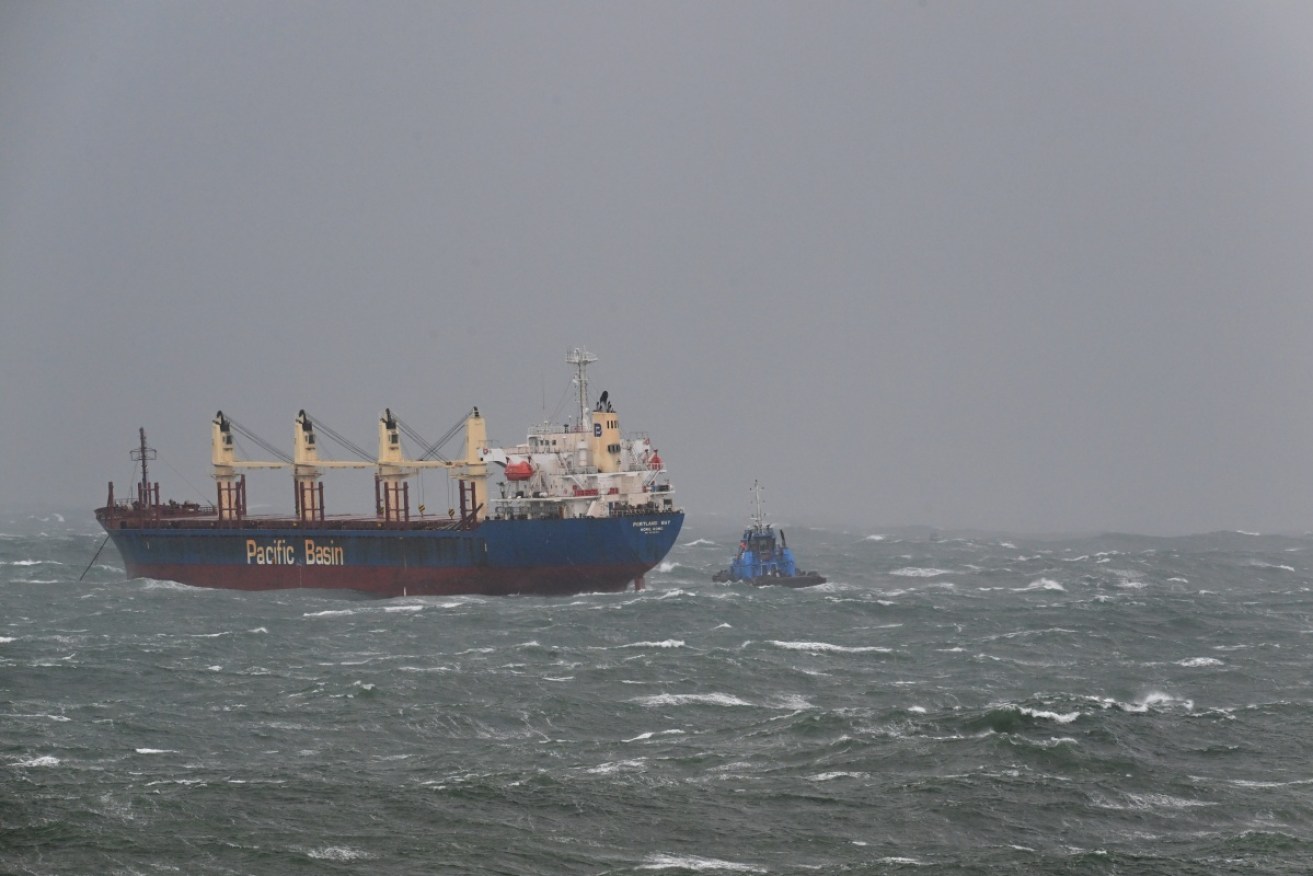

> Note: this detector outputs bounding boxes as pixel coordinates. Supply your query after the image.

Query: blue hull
[102,512,684,597]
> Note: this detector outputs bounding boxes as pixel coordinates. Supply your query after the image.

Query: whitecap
[624,729,686,742]
[1017,706,1080,724]
[1124,793,1215,810]
[13,755,60,767]
[889,567,953,577]
[12,713,69,721]
[135,748,177,754]
[1176,657,1223,668]
[636,693,753,707]
[809,771,868,781]
[766,693,808,709]
[863,534,887,542]
[656,561,679,573]
[618,639,685,649]
[639,853,764,873]
[0,637,14,644]
[683,538,716,546]
[306,847,373,861]
[587,758,647,775]
[1013,578,1065,592]
[768,641,890,654]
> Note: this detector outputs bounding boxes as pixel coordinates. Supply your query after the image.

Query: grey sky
[3,2,1312,534]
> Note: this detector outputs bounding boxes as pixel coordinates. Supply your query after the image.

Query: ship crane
[375,407,489,524]
[291,410,374,521]
[211,411,289,521]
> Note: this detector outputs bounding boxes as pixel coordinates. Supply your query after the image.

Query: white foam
[1013,578,1065,592]
[656,561,679,573]
[768,641,891,654]
[1018,706,1080,724]
[620,640,685,649]
[1124,793,1215,810]
[134,748,177,754]
[889,567,953,577]
[307,847,373,861]
[809,771,868,781]
[636,693,753,707]
[640,853,764,873]
[684,538,716,546]
[13,713,69,721]
[587,758,647,775]
[1176,657,1224,667]
[14,755,60,767]
[863,534,888,542]
[0,637,14,644]
[625,729,686,742]
[1231,777,1313,788]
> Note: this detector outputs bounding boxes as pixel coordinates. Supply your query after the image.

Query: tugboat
[712,482,825,587]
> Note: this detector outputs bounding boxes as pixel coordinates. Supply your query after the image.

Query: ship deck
[96,508,471,532]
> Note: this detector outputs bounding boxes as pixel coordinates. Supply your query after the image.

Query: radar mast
[566,347,597,431]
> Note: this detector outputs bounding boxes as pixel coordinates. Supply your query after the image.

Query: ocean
[4,511,1313,875]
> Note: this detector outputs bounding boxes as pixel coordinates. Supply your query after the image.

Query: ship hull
[99,512,683,597]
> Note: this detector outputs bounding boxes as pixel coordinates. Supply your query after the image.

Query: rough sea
[5,511,1313,875]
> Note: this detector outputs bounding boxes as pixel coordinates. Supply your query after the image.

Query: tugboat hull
[713,570,826,588]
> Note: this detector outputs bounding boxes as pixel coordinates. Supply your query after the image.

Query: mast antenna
[130,427,157,506]
[750,480,767,530]
[566,347,597,431]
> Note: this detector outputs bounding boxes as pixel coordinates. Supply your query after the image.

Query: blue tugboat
[713,482,825,587]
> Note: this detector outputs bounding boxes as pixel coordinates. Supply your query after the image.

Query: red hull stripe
[124,562,650,597]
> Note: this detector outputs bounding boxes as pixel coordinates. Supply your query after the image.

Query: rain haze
[3,1,1312,535]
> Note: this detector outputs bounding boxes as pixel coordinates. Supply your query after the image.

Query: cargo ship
[95,349,683,597]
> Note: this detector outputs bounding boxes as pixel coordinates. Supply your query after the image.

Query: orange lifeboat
[505,459,535,481]
[648,451,663,471]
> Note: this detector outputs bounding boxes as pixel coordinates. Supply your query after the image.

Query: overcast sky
[3,2,1312,534]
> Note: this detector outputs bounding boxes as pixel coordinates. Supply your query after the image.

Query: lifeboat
[504,459,535,481]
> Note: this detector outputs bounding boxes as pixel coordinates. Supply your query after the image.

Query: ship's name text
[245,538,345,566]
[631,518,673,535]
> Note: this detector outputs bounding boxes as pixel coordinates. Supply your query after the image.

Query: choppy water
[5,511,1313,874]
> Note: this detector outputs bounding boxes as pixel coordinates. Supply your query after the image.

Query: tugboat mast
[749,479,767,532]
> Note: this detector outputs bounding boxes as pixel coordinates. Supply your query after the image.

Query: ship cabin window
[307,434,315,445]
